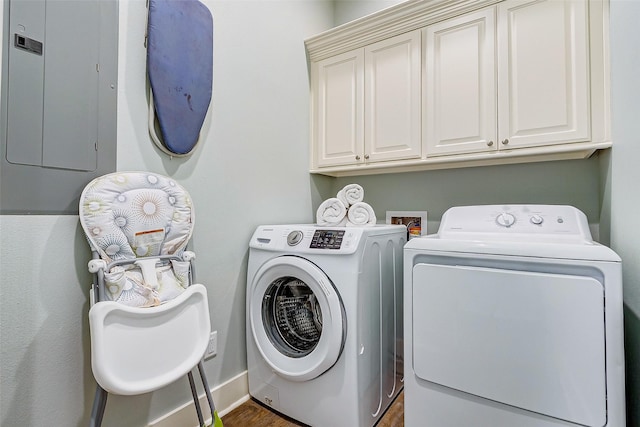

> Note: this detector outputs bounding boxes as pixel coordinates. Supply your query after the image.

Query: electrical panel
[1,0,118,214]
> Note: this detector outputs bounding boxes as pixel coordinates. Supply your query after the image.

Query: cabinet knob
[502,138,509,145]
[355,155,361,160]
[487,141,494,147]
[364,154,370,159]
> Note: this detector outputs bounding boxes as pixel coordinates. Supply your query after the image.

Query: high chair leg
[89,385,108,427]
[188,371,205,426]
[197,362,223,427]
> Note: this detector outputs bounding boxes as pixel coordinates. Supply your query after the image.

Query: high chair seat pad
[80,172,195,306]
[80,172,193,261]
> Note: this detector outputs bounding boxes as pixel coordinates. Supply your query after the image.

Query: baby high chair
[79,171,223,427]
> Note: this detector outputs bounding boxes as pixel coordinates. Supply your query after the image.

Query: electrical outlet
[205,331,217,359]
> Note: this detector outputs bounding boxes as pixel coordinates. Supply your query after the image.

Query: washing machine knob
[496,212,516,227]
[287,230,304,246]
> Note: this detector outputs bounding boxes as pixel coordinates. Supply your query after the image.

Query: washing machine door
[249,255,346,382]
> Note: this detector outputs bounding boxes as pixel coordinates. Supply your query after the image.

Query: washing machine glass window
[262,277,322,358]
[249,256,346,381]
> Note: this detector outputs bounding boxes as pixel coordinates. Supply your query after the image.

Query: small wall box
[386,211,428,240]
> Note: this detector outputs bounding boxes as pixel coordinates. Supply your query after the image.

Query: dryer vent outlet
[205,331,217,359]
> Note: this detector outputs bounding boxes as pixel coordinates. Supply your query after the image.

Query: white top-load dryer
[404,205,625,427]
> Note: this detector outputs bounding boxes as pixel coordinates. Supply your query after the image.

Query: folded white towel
[337,184,364,207]
[346,201,377,226]
[316,198,348,226]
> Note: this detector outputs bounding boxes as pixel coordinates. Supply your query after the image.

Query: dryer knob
[530,215,544,225]
[496,212,516,227]
[287,230,304,246]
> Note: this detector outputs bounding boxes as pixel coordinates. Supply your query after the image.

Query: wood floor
[222,390,404,427]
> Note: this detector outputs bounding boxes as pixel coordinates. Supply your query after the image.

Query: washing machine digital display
[310,230,345,249]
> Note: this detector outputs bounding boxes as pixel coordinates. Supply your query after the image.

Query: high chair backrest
[79,172,195,306]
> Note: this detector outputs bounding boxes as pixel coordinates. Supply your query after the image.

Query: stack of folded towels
[316,184,377,227]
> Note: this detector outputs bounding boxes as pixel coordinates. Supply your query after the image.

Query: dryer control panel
[438,205,593,243]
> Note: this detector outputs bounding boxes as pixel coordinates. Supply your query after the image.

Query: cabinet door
[497,0,590,149]
[425,8,497,156]
[313,50,364,167]
[365,31,421,163]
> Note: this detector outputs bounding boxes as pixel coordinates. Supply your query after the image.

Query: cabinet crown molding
[305,0,501,61]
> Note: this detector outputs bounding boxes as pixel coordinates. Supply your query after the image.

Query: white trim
[148,370,249,427]
[310,141,611,177]
[305,0,503,61]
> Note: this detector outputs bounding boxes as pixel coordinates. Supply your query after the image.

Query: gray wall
[0,1,334,426]
[2,0,639,426]
[330,157,603,235]
[333,0,405,26]
[609,0,640,424]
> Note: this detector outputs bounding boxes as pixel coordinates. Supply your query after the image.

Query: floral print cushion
[79,172,194,307]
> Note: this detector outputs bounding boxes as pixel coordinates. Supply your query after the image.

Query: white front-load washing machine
[404,205,626,427]
[246,224,406,427]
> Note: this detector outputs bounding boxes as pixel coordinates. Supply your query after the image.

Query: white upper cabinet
[497,0,590,150]
[365,32,422,163]
[305,0,610,176]
[311,31,421,168]
[425,8,497,156]
[313,50,364,168]
[426,0,590,157]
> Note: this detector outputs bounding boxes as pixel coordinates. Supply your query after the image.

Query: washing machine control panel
[251,225,371,254]
[310,229,345,249]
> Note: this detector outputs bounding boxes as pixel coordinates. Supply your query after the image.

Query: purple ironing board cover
[147,0,213,155]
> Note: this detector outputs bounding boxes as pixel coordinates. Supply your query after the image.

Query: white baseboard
[148,370,250,427]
